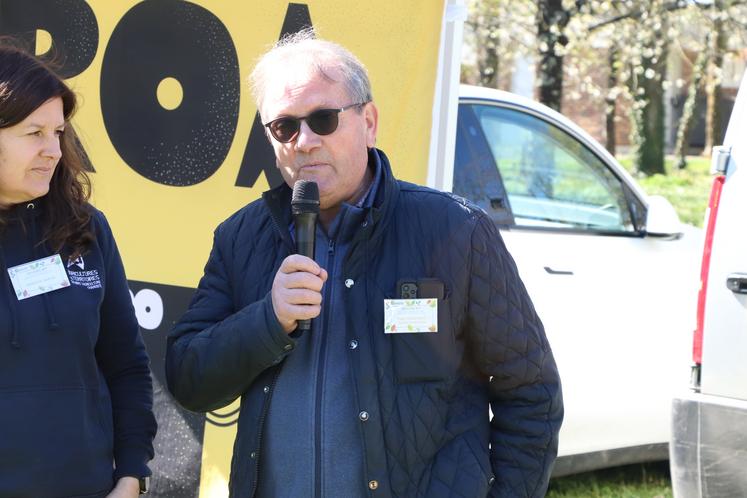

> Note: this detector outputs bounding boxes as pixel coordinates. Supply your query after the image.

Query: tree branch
[589,0,691,31]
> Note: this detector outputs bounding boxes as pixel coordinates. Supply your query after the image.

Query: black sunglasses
[263,102,368,143]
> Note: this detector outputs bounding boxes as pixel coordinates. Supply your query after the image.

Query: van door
[454,100,699,459]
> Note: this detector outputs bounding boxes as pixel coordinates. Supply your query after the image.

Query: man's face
[260,67,378,211]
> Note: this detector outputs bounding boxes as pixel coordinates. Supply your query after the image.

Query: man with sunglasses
[167,29,562,498]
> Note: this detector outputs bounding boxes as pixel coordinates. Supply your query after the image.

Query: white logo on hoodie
[67,255,85,270]
[67,256,101,290]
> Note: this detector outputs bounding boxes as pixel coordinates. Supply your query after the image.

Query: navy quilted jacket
[166,149,563,498]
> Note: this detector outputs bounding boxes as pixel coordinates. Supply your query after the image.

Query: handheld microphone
[291,180,320,332]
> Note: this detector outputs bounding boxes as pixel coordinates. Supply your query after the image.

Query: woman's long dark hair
[0,40,93,257]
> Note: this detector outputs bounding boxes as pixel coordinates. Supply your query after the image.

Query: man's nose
[294,120,322,152]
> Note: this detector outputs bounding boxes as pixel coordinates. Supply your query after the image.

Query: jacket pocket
[390,295,458,383]
[426,432,493,498]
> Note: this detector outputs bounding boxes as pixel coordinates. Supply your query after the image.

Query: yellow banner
[71,0,445,288]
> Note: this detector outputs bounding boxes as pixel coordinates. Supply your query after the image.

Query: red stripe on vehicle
[693,174,726,364]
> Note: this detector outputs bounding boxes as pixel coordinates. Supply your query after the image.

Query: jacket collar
[366,148,399,241]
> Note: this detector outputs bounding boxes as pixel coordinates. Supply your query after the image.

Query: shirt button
[359,411,369,421]
[345,278,354,288]
[250,452,257,459]
[368,480,379,490]
[349,340,359,350]
[263,386,270,394]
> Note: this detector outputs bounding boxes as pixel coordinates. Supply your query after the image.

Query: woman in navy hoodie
[0,42,156,497]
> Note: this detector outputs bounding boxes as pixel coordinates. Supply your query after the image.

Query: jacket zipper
[251,203,294,495]
[314,238,335,498]
[249,366,281,498]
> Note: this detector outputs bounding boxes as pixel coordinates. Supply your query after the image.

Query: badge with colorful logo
[7,254,71,301]
[384,298,438,333]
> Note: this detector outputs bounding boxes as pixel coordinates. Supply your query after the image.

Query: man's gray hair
[250,28,373,114]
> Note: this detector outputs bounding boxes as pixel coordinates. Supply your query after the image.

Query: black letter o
[100,0,239,186]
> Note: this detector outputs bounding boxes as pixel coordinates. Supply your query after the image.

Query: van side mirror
[645,195,683,238]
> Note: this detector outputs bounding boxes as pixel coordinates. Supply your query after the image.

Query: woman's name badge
[384,299,438,333]
[7,254,71,301]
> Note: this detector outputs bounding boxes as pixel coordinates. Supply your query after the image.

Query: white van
[670,71,747,497]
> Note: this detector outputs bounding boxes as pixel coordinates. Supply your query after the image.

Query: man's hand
[271,254,328,333]
[105,476,140,498]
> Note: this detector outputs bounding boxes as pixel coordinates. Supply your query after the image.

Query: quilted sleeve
[466,213,563,498]
[165,224,295,413]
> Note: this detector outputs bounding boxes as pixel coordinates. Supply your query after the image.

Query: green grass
[617,155,712,228]
[547,462,673,498]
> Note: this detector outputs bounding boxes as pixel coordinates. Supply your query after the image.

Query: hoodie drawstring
[27,205,59,331]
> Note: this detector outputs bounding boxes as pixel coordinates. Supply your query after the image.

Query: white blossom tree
[463,0,747,174]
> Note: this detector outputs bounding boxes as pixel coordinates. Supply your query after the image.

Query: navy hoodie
[0,200,156,498]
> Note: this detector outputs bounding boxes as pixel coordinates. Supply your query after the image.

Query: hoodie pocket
[0,387,114,497]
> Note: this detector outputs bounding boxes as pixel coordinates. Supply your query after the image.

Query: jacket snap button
[359,411,369,421]
[362,220,368,227]
[489,476,495,485]
[263,386,270,394]
[349,340,358,350]
[283,343,293,351]
[250,452,257,459]
[368,480,378,490]
[345,279,354,288]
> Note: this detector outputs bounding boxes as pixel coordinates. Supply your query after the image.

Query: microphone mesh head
[291,180,320,214]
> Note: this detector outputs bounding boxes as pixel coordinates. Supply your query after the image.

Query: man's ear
[364,102,378,148]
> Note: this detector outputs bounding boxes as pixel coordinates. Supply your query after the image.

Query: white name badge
[7,254,71,301]
[384,298,438,333]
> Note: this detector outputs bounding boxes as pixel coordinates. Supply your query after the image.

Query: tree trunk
[629,1,667,176]
[674,41,708,169]
[536,0,570,111]
[479,35,500,88]
[703,2,725,157]
[606,45,619,155]
[633,72,666,176]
